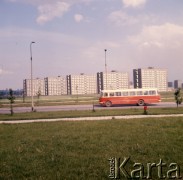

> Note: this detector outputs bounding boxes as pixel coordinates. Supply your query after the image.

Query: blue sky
[1,0,183,89]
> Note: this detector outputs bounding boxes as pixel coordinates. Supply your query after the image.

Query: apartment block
[133,67,167,92]
[23,78,45,96]
[67,73,97,95]
[97,71,129,93]
[44,76,67,96]
[174,80,182,89]
[168,82,173,88]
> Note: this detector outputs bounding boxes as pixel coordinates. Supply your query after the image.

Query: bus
[99,88,161,107]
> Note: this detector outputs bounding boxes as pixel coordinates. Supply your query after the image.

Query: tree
[36,87,41,106]
[8,89,15,115]
[174,88,182,107]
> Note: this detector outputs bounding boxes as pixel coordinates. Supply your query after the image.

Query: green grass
[0,117,183,179]
[1,107,183,121]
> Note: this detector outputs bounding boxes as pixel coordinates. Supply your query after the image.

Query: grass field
[0,117,183,179]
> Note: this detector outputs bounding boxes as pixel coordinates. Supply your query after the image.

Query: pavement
[1,114,183,124]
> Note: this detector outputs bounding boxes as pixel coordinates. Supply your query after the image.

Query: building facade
[174,80,182,89]
[133,67,167,92]
[97,71,129,93]
[67,73,97,95]
[23,78,45,96]
[23,68,169,96]
[44,76,67,96]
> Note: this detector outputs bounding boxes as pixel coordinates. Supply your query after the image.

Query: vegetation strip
[1,107,183,121]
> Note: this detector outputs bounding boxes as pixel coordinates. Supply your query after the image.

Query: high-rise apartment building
[133,67,167,91]
[168,82,173,88]
[23,78,45,96]
[97,71,129,93]
[174,80,182,89]
[44,76,67,96]
[23,68,169,96]
[67,73,97,95]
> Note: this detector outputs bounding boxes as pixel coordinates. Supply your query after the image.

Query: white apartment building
[67,73,97,95]
[133,67,168,91]
[23,78,45,96]
[44,76,67,96]
[97,71,129,93]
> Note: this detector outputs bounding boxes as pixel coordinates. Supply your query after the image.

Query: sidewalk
[1,114,183,124]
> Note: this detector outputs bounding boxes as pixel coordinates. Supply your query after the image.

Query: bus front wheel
[138,99,145,106]
[105,101,112,107]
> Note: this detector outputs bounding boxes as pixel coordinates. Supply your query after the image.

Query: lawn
[0,117,183,179]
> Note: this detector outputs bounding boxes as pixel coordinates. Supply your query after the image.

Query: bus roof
[101,88,158,93]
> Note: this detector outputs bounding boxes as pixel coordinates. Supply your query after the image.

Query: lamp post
[30,41,35,112]
[104,49,107,89]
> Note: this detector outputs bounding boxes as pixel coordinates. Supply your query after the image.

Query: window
[143,91,148,95]
[103,93,108,97]
[123,92,128,96]
[110,92,114,96]
[129,91,136,96]
[137,91,143,95]
[115,92,122,96]
[149,90,156,95]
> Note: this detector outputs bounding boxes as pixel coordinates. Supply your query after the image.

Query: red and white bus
[99,88,161,107]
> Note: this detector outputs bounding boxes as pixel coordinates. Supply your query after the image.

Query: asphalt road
[0,102,182,114]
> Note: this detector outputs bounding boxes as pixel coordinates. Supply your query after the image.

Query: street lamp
[104,49,107,89]
[30,41,35,112]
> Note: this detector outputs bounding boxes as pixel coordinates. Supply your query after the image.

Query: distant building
[97,71,129,93]
[133,67,168,92]
[23,78,45,96]
[167,82,174,91]
[66,73,97,95]
[174,80,182,89]
[44,76,67,96]
[168,82,173,88]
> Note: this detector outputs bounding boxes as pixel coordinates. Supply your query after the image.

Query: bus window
[137,91,143,95]
[149,90,156,95]
[143,91,148,95]
[110,92,114,96]
[129,91,136,96]
[123,92,128,96]
[115,92,122,96]
[104,93,108,97]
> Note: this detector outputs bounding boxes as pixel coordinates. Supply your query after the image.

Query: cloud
[0,67,13,76]
[122,0,147,8]
[6,0,93,5]
[109,11,138,26]
[36,2,70,25]
[128,23,183,49]
[108,10,159,27]
[74,14,84,23]
[6,0,93,24]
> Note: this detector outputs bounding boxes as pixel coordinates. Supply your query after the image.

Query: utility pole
[104,49,107,89]
[30,41,35,112]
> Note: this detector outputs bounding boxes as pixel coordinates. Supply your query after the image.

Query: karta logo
[108,157,182,179]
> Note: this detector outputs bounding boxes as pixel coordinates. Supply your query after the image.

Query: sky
[0,0,183,89]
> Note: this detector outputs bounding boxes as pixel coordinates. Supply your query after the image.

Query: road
[0,102,182,114]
